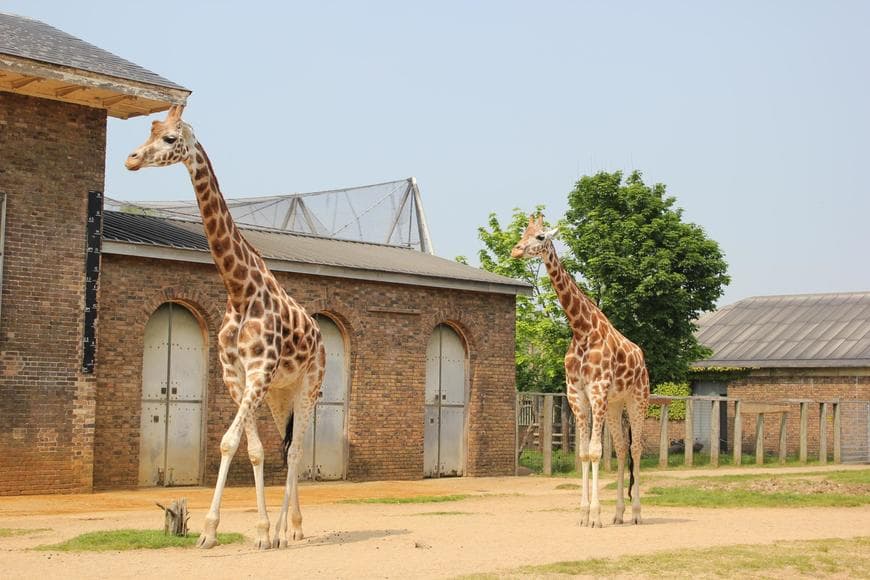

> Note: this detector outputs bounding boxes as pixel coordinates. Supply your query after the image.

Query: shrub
[648,382,691,420]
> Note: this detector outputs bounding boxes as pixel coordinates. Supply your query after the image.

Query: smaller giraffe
[512,214,650,527]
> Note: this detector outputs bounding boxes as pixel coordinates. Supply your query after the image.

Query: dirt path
[1,466,868,579]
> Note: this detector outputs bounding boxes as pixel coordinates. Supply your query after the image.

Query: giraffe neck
[183,140,265,303]
[541,242,601,338]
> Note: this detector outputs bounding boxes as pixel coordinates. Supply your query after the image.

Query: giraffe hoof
[590,520,604,529]
[292,529,305,541]
[255,538,272,550]
[271,537,288,549]
[612,516,624,525]
[196,534,219,549]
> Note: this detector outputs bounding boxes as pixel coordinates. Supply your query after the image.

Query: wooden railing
[519,393,843,475]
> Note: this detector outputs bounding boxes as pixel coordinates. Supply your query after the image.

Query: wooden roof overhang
[0,53,189,118]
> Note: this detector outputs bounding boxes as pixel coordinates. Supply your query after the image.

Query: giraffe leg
[571,394,591,527]
[244,415,271,550]
[273,369,319,548]
[587,397,607,529]
[607,404,628,524]
[628,403,645,524]
[197,399,252,549]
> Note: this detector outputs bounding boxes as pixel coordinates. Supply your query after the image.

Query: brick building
[0,13,528,494]
[693,292,870,463]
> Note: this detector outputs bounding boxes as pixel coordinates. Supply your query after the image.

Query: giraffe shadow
[619,517,692,526]
[299,528,411,547]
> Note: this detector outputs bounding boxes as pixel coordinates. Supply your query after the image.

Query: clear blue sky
[7,1,869,307]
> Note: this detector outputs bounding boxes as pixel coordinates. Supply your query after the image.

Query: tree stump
[156,498,190,536]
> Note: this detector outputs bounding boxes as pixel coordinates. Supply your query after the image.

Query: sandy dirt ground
[1,464,868,579]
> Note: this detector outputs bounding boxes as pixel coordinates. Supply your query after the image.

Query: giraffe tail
[282,412,295,468]
[624,410,635,501]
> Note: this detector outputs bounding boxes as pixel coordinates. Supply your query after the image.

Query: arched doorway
[138,302,206,486]
[424,324,467,477]
[301,314,349,480]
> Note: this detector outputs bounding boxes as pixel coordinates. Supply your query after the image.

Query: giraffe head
[511,214,558,259]
[125,105,194,171]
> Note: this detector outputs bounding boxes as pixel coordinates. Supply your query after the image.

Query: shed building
[693,292,870,463]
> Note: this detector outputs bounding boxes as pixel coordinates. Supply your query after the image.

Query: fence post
[818,402,828,465]
[733,400,743,465]
[561,398,570,451]
[601,424,611,472]
[799,402,809,464]
[833,402,841,464]
[542,395,553,476]
[710,399,720,467]
[659,403,670,468]
[779,412,788,464]
[684,397,694,467]
[515,393,520,476]
[779,411,788,463]
[755,413,765,465]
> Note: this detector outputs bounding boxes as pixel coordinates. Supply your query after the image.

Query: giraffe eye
[163,135,178,144]
[535,234,545,241]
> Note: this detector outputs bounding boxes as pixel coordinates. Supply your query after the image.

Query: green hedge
[648,382,691,420]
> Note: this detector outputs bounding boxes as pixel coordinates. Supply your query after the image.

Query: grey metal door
[692,381,728,454]
[424,325,466,477]
[301,316,348,480]
[138,303,205,486]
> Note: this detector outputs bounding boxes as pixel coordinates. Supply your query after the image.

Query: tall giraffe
[125,105,325,549]
[512,215,650,528]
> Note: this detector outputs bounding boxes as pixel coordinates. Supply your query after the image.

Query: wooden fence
[517,393,846,475]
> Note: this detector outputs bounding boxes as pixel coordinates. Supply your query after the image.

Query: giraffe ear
[166,104,185,122]
[544,227,559,240]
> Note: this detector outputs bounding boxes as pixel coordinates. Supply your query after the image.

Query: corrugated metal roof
[695,292,870,368]
[0,12,187,90]
[102,211,530,294]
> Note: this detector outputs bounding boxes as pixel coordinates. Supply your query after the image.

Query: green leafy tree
[563,170,730,385]
[475,208,571,392]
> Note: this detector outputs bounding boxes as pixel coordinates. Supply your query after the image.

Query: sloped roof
[0,12,185,90]
[102,211,531,296]
[695,292,870,368]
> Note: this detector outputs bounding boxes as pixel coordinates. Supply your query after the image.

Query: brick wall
[0,93,105,495]
[727,372,870,459]
[93,253,517,490]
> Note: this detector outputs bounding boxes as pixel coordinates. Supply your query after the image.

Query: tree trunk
[156,498,190,536]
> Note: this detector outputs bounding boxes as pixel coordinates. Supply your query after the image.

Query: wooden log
[684,398,694,467]
[779,412,788,464]
[799,402,809,463]
[755,413,765,465]
[710,400,720,467]
[818,402,828,465]
[560,398,570,451]
[542,395,553,476]
[156,497,189,536]
[733,400,742,466]
[659,403,670,468]
[833,402,842,464]
[740,402,790,415]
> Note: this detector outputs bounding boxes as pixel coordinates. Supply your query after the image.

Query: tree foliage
[563,170,729,385]
[473,170,729,391]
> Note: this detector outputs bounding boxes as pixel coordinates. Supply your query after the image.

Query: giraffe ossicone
[512,213,650,527]
[126,104,325,549]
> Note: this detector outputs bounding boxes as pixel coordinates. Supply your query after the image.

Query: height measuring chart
[82,189,103,374]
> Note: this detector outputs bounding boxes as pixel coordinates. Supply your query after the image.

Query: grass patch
[509,536,870,577]
[35,529,245,552]
[0,528,51,538]
[555,483,581,490]
[340,494,471,505]
[408,511,473,516]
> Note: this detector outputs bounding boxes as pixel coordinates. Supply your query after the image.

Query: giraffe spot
[252,344,265,356]
[221,254,235,271]
[263,292,272,310]
[266,278,278,293]
[196,153,205,165]
[232,263,247,280]
[194,166,208,181]
[227,279,244,296]
[245,282,256,298]
[249,301,265,319]
[251,270,263,285]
